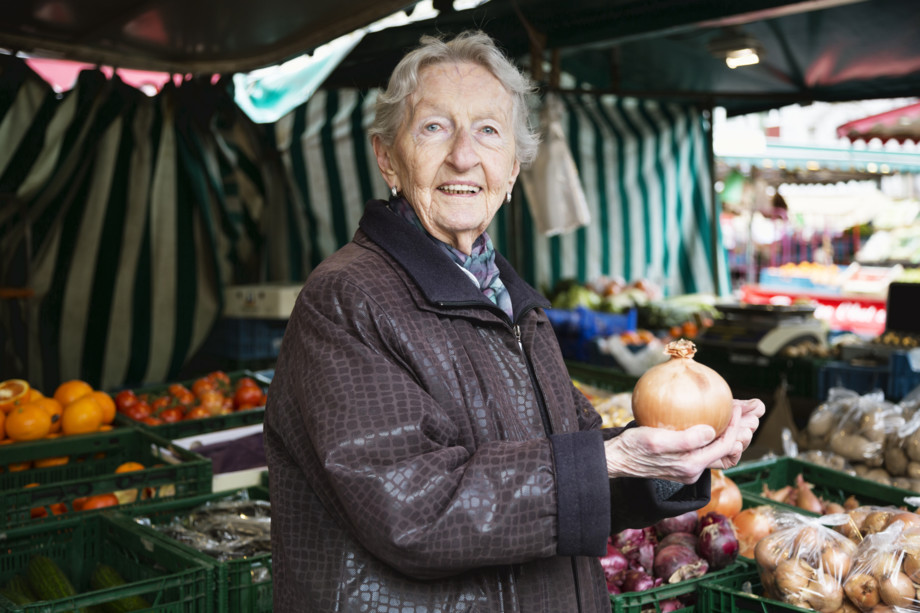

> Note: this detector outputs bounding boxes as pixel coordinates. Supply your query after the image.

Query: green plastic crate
[121,486,272,613]
[0,427,213,527]
[699,565,813,613]
[111,370,266,441]
[610,560,751,613]
[725,456,919,516]
[565,360,639,394]
[0,513,214,612]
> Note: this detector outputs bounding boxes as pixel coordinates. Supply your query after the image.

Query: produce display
[801,387,920,492]
[571,379,633,428]
[0,377,116,443]
[114,370,266,426]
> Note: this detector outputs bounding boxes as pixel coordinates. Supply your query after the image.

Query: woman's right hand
[603,404,744,484]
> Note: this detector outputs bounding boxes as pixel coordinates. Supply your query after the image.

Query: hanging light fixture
[707,27,764,69]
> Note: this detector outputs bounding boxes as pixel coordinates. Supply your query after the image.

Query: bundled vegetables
[842,517,920,611]
[754,512,858,612]
[600,509,739,605]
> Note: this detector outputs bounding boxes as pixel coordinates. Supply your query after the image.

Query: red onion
[697,518,739,570]
[658,598,684,612]
[621,568,663,593]
[612,527,657,574]
[658,531,698,552]
[599,542,629,584]
[655,510,699,538]
[653,544,709,583]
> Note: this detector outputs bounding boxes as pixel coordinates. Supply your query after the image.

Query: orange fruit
[27,388,44,402]
[30,397,63,433]
[0,409,5,440]
[61,395,103,435]
[54,380,94,408]
[115,461,145,473]
[5,404,52,441]
[80,493,119,510]
[90,391,116,424]
[34,455,69,468]
[0,379,30,413]
[8,461,32,471]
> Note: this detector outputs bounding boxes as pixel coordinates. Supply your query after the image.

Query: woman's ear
[372,135,398,186]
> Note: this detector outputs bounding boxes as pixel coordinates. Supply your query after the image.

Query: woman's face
[374,61,520,254]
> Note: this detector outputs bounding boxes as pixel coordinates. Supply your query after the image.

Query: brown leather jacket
[264,200,710,612]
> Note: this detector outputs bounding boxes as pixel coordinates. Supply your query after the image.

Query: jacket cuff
[550,431,610,557]
[609,469,711,533]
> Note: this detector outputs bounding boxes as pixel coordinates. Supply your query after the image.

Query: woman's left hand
[706,398,765,470]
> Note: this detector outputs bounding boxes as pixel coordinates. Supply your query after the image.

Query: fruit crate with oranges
[0,513,214,612]
[0,427,212,528]
[112,370,268,441]
[121,486,272,613]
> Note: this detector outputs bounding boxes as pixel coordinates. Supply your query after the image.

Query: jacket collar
[359,199,550,318]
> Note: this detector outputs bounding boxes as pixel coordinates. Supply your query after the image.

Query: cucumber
[89,564,150,613]
[26,555,87,612]
[0,574,38,604]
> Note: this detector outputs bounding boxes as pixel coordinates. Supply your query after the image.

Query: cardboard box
[223,284,303,319]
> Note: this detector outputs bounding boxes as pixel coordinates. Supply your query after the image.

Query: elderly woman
[264,30,764,612]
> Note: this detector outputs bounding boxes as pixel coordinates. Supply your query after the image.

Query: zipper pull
[513,324,523,352]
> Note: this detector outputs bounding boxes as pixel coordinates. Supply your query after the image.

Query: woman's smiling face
[374,61,520,254]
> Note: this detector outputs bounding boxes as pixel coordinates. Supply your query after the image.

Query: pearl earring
[506,192,512,203]
[391,186,398,198]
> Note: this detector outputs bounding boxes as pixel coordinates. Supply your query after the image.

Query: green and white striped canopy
[0,56,725,391]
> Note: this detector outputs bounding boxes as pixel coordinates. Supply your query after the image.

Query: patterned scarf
[389,196,514,319]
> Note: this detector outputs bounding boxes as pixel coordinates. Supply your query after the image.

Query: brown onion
[631,339,733,436]
[878,571,916,607]
[844,573,880,609]
[805,572,844,613]
[696,469,743,519]
[733,505,776,558]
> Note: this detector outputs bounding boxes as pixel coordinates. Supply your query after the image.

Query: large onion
[631,339,733,436]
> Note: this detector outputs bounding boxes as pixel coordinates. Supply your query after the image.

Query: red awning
[836,102,920,144]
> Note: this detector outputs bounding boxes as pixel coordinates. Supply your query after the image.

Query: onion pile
[631,339,733,436]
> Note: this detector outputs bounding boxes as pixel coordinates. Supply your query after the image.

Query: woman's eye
[424,123,440,132]
[482,126,497,135]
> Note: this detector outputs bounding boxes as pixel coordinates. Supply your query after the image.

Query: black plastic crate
[0,513,214,612]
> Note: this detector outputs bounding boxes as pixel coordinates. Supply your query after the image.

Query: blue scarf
[389,196,513,319]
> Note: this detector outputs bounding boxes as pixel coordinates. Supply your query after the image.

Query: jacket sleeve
[271,273,562,580]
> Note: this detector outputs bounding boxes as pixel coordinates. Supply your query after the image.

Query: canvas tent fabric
[836,102,920,145]
[0,56,723,390]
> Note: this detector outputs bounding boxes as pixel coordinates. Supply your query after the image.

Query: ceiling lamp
[707,27,764,69]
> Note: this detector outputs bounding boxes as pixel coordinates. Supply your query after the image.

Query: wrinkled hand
[604,398,765,484]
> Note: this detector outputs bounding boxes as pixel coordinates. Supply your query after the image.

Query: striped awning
[1,55,724,391]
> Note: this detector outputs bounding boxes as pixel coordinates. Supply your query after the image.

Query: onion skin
[654,510,699,538]
[652,544,709,584]
[733,506,776,558]
[631,339,734,436]
[697,469,743,519]
[878,571,915,607]
[844,573,880,610]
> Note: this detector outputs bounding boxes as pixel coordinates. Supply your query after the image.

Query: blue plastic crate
[816,360,888,400]
[205,318,287,361]
[888,350,920,402]
[545,306,637,362]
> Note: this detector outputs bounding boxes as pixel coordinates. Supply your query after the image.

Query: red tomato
[184,406,211,420]
[192,377,215,397]
[168,383,191,397]
[174,389,196,407]
[208,371,231,387]
[115,389,138,412]
[151,395,172,412]
[141,416,164,426]
[235,376,260,390]
[124,401,152,422]
[234,384,265,408]
[159,407,184,423]
[81,493,119,510]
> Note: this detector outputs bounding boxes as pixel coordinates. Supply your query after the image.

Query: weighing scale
[695,302,827,359]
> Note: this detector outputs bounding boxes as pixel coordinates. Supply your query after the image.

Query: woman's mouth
[438,185,481,195]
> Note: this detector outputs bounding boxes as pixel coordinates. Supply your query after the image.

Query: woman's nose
[446,130,478,170]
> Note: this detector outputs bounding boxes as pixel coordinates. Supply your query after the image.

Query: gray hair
[368,30,540,167]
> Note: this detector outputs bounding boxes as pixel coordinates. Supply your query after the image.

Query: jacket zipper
[516,321,586,613]
[513,323,554,436]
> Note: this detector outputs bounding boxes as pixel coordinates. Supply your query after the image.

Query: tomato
[159,407,184,423]
[198,390,224,414]
[235,376,260,390]
[174,389,196,406]
[151,395,172,412]
[124,401,152,422]
[168,383,191,397]
[208,371,231,387]
[234,384,265,408]
[115,389,138,412]
[141,416,164,426]
[192,377,215,397]
[184,406,211,420]
[31,503,66,518]
[81,493,119,510]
